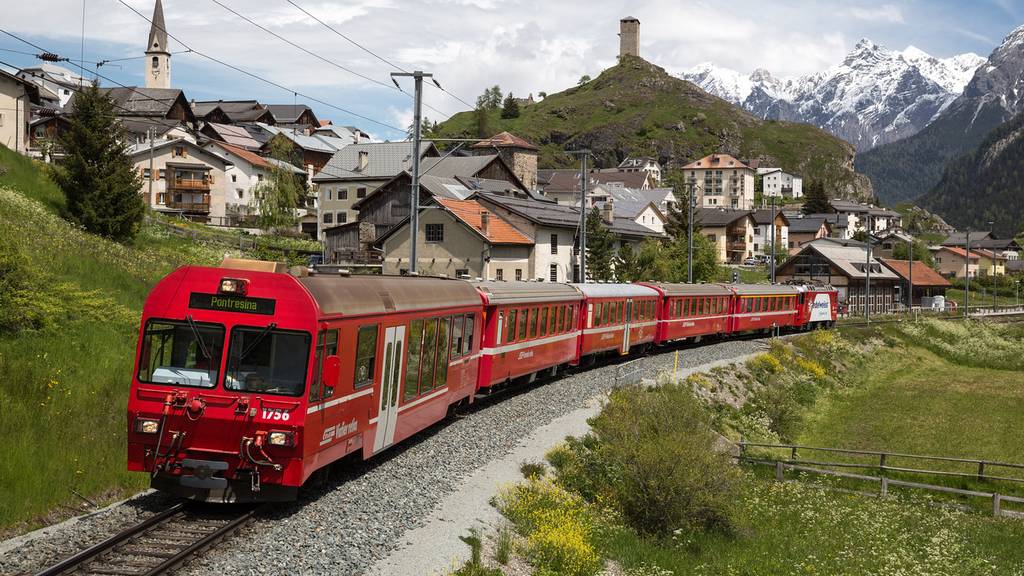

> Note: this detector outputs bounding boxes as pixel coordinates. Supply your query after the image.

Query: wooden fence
[737,442,1024,517]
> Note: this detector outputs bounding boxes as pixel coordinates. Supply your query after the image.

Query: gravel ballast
[0,338,769,575]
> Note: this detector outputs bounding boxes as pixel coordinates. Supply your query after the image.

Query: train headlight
[267,431,294,447]
[135,418,160,434]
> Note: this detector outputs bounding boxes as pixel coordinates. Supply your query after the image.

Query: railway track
[34,502,258,576]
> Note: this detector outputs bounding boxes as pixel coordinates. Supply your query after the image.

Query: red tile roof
[878,259,952,287]
[435,198,532,245]
[319,119,332,127]
[681,153,751,171]
[211,141,271,169]
[938,246,981,260]
[471,131,539,151]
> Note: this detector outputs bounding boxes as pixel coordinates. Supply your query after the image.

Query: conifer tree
[801,179,831,214]
[585,207,616,281]
[55,82,144,242]
[501,92,520,119]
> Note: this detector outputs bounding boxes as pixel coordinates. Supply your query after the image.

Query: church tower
[619,16,640,59]
[145,0,171,89]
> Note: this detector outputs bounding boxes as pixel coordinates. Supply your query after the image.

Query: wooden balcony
[164,193,211,213]
[727,241,747,252]
[170,178,212,191]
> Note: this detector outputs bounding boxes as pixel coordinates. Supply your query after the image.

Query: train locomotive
[127,259,836,502]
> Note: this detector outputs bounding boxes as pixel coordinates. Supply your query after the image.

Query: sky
[1,0,1020,140]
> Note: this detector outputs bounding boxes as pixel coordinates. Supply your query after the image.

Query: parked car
[743,257,759,266]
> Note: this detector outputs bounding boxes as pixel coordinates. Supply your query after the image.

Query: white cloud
[845,4,905,23]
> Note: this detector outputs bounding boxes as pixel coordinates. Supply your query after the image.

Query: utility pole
[864,217,872,320]
[391,71,433,275]
[688,182,696,283]
[907,237,913,310]
[570,150,590,282]
[770,192,777,284]
[965,228,971,318]
[148,127,154,207]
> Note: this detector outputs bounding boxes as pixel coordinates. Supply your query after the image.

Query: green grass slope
[434,57,873,200]
[0,147,251,534]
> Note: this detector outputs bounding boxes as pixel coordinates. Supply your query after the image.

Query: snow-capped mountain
[682,39,985,150]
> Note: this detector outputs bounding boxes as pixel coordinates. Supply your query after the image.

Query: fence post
[993,493,1002,517]
[978,461,986,481]
[880,476,888,498]
[775,460,785,481]
[879,453,887,474]
[790,446,798,461]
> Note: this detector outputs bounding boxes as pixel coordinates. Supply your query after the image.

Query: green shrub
[553,384,742,537]
[745,382,803,442]
[520,461,547,479]
[0,235,49,333]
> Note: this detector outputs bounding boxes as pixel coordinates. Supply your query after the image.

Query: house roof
[202,122,262,149]
[87,87,192,121]
[313,141,437,182]
[694,208,752,227]
[935,246,980,260]
[471,131,539,151]
[205,141,270,169]
[785,238,899,280]
[265,104,317,125]
[787,216,830,234]
[878,259,952,287]
[418,155,500,179]
[942,231,993,246]
[751,209,790,226]
[476,193,661,238]
[589,171,649,189]
[259,124,340,154]
[682,153,751,171]
[118,117,182,138]
[435,198,533,245]
[128,138,232,166]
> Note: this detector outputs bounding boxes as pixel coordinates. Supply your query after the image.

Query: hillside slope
[435,57,873,200]
[857,24,1024,204]
[918,111,1024,236]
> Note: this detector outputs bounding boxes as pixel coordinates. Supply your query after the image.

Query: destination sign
[188,293,276,315]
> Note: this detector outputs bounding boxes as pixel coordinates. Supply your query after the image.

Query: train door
[373,325,405,453]
[622,299,633,354]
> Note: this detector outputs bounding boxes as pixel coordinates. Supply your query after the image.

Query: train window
[224,326,312,397]
[540,308,549,337]
[548,306,557,334]
[420,318,439,394]
[594,303,602,327]
[434,317,450,388]
[450,315,464,359]
[405,319,423,400]
[352,325,378,389]
[463,314,475,355]
[310,329,339,401]
[137,320,224,388]
[618,301,624,323]
[507,309,517,343]
[745,299,753,313]
[518,308,528,340]
[555,306,563,333]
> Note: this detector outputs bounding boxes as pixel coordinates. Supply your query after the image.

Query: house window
[158,169,166,179]
[549,264,558,282]
[142,168,152,179]
[339,189,348,200]
[338,212,347,224]
[323,212,333,224]
[550,234,558,254]
[173,146,185,157]
[357,187,367,199]
[257,174,264,182]
[495,269,503,281]
[236,188,244,200]
[425,223,443,243]
[326,188,333,200]
[515,269,523,281]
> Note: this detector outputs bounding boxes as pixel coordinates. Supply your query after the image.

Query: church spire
[144,0,171,89]
[147,0,168,54]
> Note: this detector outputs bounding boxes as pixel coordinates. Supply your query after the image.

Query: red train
[128,259,836,502]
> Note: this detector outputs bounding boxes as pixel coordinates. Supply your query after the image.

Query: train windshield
[137,319,225,388]
[224,326,311,397]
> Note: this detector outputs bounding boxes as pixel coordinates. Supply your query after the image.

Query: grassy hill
[0,145,311,535]
[434,56,873,200]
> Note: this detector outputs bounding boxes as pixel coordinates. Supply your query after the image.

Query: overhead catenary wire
[114,0,404,133]
[284,0,477,112]
[208,0,450,121]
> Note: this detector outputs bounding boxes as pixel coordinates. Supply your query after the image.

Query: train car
[727,284,804,334]
[793,283,838,328]
[573,283,660,358]
[639,283,734,345]
[128,259,483,502]
[472,281,584,387]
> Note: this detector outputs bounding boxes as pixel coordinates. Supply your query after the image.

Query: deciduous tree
[252,135,304,232]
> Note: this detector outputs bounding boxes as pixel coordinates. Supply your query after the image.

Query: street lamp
[686,181,703,284]
[989,220,996,312]
[767,188,779,284]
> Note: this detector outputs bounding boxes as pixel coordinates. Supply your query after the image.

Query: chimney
[480,210,490,237]
[601,201,614,224]
[358,150,369,171]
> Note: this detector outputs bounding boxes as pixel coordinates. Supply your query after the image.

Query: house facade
[0,69,38,155]
[757,168,803,198]
[751,209,789,258]
[201,140,307,227]
[470,132,539,191]
[130,138,232,222]
[931,246,980,279]
[682,154,755,210]
[16,64,85,108]
[786,216,831,251]
[695,208,755,263]
[617,156,662,184]
[777,238,901,315]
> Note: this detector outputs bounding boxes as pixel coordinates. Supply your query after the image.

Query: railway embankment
[449,320,1024,576]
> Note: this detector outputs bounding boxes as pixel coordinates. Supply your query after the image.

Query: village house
[198,122,263,150]
[829,199,902,234]
[201,140,307,228]
[777,238,901,316]
[191,100,275,125]
[694,208,755,264]
[537,169,651,205]
[941,231,1021,262]
[129,138,232,222]
[871,229,916,259]
[751,209,789,259]
[785,215,831,251]
[265,104,320,132]
[596,186,668,233]
[257,123,348,173]
[616,156,662,184]
[878,258,951,308]
[0,69,40,155]
[757,168,803,198]
[16,63,85,108]
[67,86,197,144]
[974,248,1008,276]
[378,198,534,278]
[931,246,980,279]
[470,131,539,191]
[682,154,755,210]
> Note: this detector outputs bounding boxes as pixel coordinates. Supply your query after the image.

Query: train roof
[299,274,481,317]
[728,284,802,296]
[568,283,660,298]
[471,281,583,305]
[638,282,734,297]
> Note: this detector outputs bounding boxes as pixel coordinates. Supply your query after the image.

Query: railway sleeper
[82,567,154,576]
[114,545,180,559]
